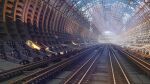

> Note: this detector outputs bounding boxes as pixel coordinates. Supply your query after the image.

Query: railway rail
[8,46,99,84]
[62,47,103,84]
[1,44,150,84]
[110,48,131,84]
[0,56,56,81]
[112,45,150,84]
[0,46,98,84]
[118,47,150,76]
[62,46,131,84]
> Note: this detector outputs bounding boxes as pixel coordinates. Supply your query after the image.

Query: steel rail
[0,46,95,82]
[11,47,98,84]
[109,51,117,84]
[119,49,150,75]
[77,50,100,84]
[63,51,98,84]
[63,47,103,84]
[111,48,131,84]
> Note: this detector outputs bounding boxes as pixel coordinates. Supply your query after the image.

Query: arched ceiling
[67,0,144,34]
[68,0,142,12]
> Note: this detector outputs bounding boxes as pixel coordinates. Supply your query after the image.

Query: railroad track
[61,46,131,84]
[44,47,102,84]
[78,47,113,84]
[0,57,56,81]
[7,46,99,84]
[117,47,150,76]
[0,48,83,81]
[0,48,89,82]
[111,45,150,84]
[2,44,150,84]
[110,48,131,84]
[61,47,103,84]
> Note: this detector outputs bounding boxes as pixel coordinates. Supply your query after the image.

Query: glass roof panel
[68,0,144,34]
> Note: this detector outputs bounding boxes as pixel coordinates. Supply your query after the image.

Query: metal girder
[67,0,142,13]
